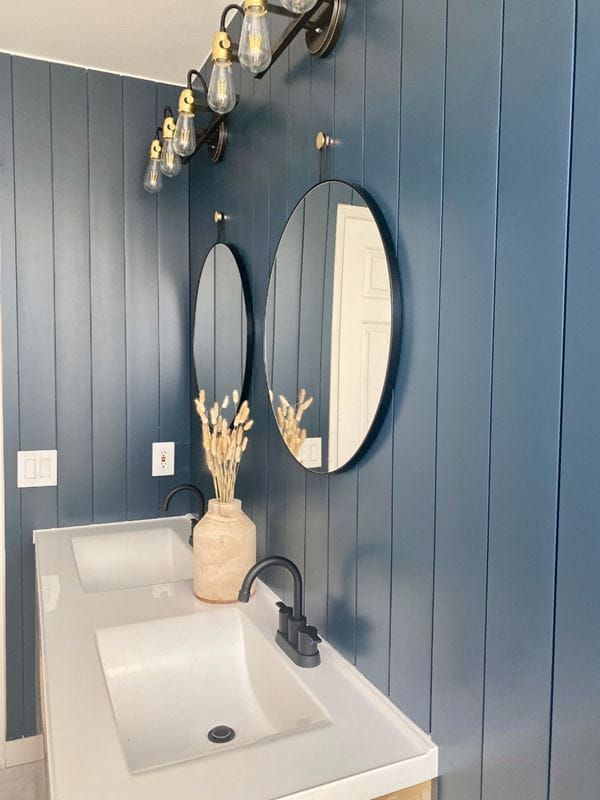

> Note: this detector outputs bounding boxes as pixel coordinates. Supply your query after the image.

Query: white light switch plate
[299,437,322,469]
[17,450,58,488]
[152,442,175,477]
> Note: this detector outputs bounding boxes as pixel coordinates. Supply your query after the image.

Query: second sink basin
[71,525,192,593]
[95,608,330,773]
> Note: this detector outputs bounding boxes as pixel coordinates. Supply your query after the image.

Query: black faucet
[160,484,206,546]
[238,556,322,668]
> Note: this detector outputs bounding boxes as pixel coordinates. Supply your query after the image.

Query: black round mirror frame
[192,243,255,413]
[264,180,402,476]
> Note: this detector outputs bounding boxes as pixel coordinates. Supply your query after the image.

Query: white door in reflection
[329,204,392,470]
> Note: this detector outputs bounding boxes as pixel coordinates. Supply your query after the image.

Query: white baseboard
[5,734,45,767]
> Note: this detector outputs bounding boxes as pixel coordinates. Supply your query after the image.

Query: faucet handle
[276,601,293,636]
[298,625,322,657]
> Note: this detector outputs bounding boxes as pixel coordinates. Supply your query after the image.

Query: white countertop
[35,517,437,800]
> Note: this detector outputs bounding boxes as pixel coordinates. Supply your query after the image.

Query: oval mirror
[193,243,253,420]
[264,180,401,474]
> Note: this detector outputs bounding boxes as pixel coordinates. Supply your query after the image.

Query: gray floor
[0,761,48,800]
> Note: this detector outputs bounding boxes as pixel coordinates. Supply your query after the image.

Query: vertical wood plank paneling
[12,56,57,735]
[248,68,270,558]
[482,2,575,799]
[549,2,600,797]
[123,78,159,520]
[51,64,93,527]
[355,0,401,694]
[188,63,214,492]
[431,3,503,799]
[88,70,127,522]
[300,189,329,632]
[266,24,290,597]
[325,0,365,665]
[283,39,312,592]
[0,53,24,739]
[157,84,191,514]
[389,0,447,731]
[189,94,217,501]
[304,24,335,634]
[234,64,256,519]
[2,58,190,739]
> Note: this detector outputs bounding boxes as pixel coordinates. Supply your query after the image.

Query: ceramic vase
[193,499,256,603]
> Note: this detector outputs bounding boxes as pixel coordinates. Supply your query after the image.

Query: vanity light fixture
[143,129,163,194]
[160,107,182,177]
[144,71,230,193]
[143,0,345,191]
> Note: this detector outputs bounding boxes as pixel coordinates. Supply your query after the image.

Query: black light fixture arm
[163,105,174,118]
[220,3,244,30]
[186,68,208,94]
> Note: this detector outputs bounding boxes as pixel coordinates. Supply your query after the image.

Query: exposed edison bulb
[280,0,317,12]
[143,141,163,194]
[173,88,197,157]
[160,115,181,177]
[160,138,182,177]
[173,112,196,157]
[239,1,271,75]
[208,62,236,114]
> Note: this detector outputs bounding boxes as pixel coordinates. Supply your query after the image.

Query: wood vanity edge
[373,780,433,800]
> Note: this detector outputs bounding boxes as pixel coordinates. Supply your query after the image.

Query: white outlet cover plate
[299,437,322,470]
[18,450,58,488]
[152,442,175,477]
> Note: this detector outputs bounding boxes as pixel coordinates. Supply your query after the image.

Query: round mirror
[193,243,253,420]
[264,180,401,474]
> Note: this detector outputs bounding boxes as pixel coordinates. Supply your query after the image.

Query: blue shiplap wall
[0,54,191,740]
[190,2,600,798]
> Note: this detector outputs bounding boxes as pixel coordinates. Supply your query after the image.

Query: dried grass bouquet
[195,389,253,503]
[272,388,313,457]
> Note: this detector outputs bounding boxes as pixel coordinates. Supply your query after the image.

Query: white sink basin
[72,526,192,593]
[95,608,330,773]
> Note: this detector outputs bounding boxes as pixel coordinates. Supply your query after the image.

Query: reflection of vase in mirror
[193,243,253,422]
[264,181,399,474]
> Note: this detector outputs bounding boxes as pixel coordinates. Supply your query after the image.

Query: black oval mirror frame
[264,180,402,475]
[192,243,254,418]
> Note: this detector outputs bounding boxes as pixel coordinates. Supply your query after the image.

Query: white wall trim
[0,243,6,769]
[5,734,44,767]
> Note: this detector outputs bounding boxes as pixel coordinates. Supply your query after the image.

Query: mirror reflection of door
[329,204,391,470]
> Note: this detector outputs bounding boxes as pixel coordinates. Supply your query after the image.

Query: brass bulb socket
[163,116,176,139]
[243,0,268,13]
[178,87,195,115]
[150,138,162,159]
[212,31,233,63]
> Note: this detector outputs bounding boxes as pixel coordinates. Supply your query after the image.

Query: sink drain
[208,725,236,744]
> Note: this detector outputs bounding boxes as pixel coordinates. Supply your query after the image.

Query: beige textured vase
[193,499,257,603]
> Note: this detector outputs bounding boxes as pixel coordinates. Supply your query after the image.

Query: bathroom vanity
[35,517,437,800]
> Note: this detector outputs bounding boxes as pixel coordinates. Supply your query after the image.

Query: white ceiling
[0,0,225,85]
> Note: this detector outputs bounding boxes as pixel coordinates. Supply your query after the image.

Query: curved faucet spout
[161,484,206,520]
[238,556,304,619]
